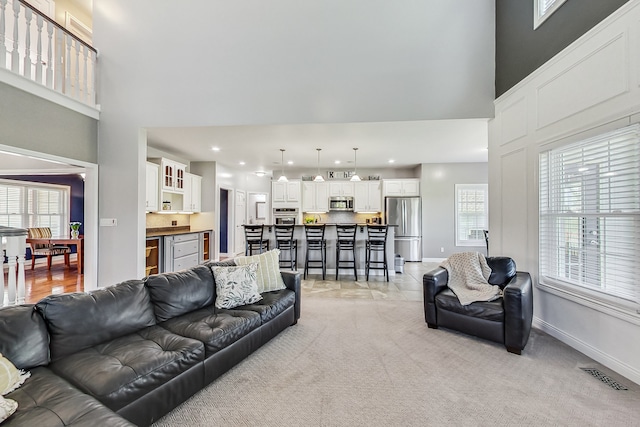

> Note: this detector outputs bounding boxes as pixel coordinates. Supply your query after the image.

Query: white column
[6,236,17,305]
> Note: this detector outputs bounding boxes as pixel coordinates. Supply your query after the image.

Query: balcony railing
[0,0,97,108]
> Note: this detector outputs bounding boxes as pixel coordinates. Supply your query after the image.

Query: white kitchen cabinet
[328,182,355,197]
[354,181,382,212]
[160,158,186,193]
[183,173,202,213]
[145,162,159,212]
[272,180,301,207]
[302,182,329,212]
[383,179,420,197]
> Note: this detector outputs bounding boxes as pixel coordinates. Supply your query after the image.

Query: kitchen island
[256,224,396,278]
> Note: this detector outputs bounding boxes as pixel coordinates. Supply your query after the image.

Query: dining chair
[27,227,71,269]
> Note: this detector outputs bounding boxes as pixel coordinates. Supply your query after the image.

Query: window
[0,179,70,236]
[539,124,640,305]
[455,184,488,247]
[534,0,568,29]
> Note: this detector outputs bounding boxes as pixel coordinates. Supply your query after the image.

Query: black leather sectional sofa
[0,261,301,426]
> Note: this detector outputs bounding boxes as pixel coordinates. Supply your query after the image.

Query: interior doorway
[219,188,230,256]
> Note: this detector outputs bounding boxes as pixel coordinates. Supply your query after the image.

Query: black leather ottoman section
[50,325,204,412]
[236,289,296,323]
[435,288,504,322]
[4,367,134,427]
[160,306,261,357]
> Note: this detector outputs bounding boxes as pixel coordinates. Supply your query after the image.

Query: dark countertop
[146,227,213,238]
[251,223,397,227]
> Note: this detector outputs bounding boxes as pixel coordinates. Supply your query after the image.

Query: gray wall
[420,162,488,259]
[495,0,630,97]
[0,82,98,163]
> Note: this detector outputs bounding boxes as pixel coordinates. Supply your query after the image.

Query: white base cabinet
[163,233,200,272]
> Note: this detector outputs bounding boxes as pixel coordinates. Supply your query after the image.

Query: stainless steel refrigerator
[385,197,422,261]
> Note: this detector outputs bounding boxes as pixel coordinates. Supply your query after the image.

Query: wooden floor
[3,256,83,304]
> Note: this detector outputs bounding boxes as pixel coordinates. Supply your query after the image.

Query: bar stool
[243,224,269,255]
[304,224,326,280]
[365,225,389,281]
[335,224,357,280]
[274,224,297,270]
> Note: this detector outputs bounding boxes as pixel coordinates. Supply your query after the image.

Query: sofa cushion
[487,257,516,287]
[234,249,286,292]
[50,326,204,412]
[160,307,261,357]
[0,305,49,369]
[145,264,217,322]
[4,367,134,427]
[236,289,296,323]
[211,263,262,309]
[0,354,30,396]
[36,280,156,361]
[435,288,504,322]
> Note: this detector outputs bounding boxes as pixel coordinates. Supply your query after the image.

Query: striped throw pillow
[234,249,286,293]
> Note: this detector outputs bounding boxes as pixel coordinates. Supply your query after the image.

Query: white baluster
[0,237,5,306]
[6,236,17,305]
[35,14,43,84]
[47,22,54,89]
[89,49,96,105]
[22,6,32,79]
[65,34,71,95]
[11,0,19,73]
[82,45,88,103]
[73,39,80,99]
[0,0,7,68]
[54,28,63,92]
[16,236,25,304]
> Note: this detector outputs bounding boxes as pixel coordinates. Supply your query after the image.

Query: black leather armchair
[423,257,533,354]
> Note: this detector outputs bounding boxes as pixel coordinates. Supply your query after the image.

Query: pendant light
[313,148,325,182]
[277,149,288,182]
[350,147,361,182]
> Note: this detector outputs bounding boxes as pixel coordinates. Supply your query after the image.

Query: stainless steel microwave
[329,197,354,211]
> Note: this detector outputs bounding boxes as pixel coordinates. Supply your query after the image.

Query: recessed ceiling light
[211,147,220,151]
[239,161,245,165]
[220,173,232,178]
[388,159,395,163]
[255,171,266,177]
[287,160,293,165]
[334,160,341,164]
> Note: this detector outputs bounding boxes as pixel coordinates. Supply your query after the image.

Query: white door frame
[0,143,99,291]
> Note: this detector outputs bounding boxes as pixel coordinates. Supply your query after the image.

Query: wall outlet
[440,247,444,253]
[171,220,177,226]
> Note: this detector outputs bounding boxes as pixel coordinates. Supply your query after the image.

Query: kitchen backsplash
[146,213,191,229]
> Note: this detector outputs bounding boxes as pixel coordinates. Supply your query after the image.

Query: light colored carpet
[153,298,640,426]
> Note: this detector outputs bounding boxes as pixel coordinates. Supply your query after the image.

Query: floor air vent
[580,368,628,390]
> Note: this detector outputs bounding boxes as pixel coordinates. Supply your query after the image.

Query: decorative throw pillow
[211,263,263,309]
[0,396,18,423]
[0,354,30,396]
[234,249,286,293]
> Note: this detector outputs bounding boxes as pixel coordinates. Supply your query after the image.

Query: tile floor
[301,261,440,301]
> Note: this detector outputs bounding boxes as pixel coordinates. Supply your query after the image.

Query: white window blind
[534,0,567,29]
[0,179,70,236]
[455,184,488,247]
[539,124,640,304]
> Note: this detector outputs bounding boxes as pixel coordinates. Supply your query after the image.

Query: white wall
[489,1,640,384]
[420,163,488,259]
[92,0,495,284]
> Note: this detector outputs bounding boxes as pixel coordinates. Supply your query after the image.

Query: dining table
[26,235,84,275]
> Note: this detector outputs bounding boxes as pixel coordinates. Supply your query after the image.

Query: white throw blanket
[440,252,502,306]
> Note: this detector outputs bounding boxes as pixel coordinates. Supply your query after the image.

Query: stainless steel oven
[273,208,298,225]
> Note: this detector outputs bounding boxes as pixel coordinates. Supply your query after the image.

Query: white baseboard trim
[533,316,640,386]
[422,258,445,263]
